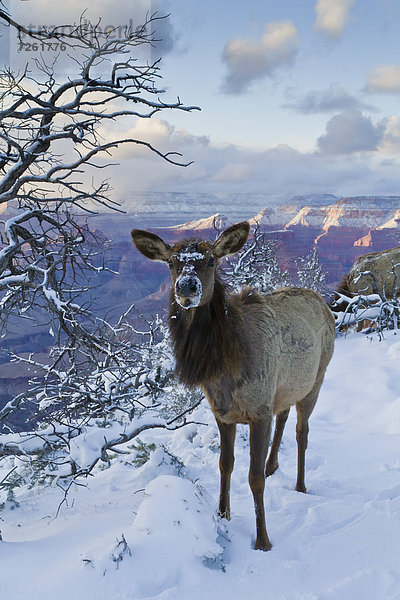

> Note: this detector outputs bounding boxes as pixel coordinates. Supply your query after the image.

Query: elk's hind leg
[249,418,272,551]
[295,378,323,493]
[265,408,290,477]
[216,419,236,520]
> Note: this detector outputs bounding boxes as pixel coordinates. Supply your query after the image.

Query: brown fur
[336,272,351,295]
[346,246,400,297]
[172,239,208,255]
[169,276,245,386]
[333,247,400,331]
[330,273,352,316]
[131,222,335,551]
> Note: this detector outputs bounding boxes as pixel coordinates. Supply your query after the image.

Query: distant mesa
[290,193,337,206]
[123,192,400,230]
[286,206,327,229]
[2,193,400,290]
[158,213,232,232]
[376,209,400,230]
[354,227,399,248]
[123,192,339,228]
[354,231,375,247]
[250,205,300,227]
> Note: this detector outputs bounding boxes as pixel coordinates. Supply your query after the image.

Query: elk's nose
[176,276,199,297]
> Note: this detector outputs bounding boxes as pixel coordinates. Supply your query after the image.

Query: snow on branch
[296,247,327,294]
[0,10,205,504]
[0,10,199,357]
[0,309,203,490]
[221,221,292,293]
[0,207,117,350]
[331,265,400,335]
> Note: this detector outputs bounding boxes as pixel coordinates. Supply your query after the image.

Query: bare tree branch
[0,12,200,209]
[0,9,204,501]
[331,264,400,335]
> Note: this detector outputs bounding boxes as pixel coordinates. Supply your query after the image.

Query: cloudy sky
[2,0,400,201]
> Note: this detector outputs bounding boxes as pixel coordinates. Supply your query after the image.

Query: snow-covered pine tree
[296,248,326,293]
[221,222,292,293]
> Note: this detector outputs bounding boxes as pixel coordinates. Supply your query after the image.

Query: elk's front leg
[249,418,272,551]
[216,419,236,520]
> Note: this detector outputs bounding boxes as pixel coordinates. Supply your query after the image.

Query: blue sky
[162,0,400,149]
[2,0,400,200]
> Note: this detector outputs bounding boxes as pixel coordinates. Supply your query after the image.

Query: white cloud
[366,65,400,93]
[317,110,384,154]
[53,115,400,204]
[212,163,253,183]
[284,86,376,114]
[379,117,400,154]
[314,0,355,38]
[221,21,299,95]
[128,119,175,147]
[98,118,209,160]
[100,117,400,202]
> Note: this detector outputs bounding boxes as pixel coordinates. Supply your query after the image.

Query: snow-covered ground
[1,332,400,600]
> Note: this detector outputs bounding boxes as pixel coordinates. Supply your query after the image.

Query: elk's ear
[131,229,171,262]
[213,221,250,258]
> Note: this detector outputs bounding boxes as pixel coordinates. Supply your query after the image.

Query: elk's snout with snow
[131,222,335,551]
[172,247,207,309]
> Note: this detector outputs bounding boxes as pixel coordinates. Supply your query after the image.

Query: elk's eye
[208,257,215,267]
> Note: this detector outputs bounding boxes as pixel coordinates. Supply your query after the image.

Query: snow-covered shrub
[221,222,291,293]
[221,223,331,297]
[0,308,203,498]
[332,291,400,335]
[332,263,400,335]
[130,439,157,467]
[296,247,327,293]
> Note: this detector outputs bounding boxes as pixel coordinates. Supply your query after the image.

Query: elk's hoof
[254,539,272,552]
[265,461,279,477]
[218,509,231,521]
[295,483,307,493]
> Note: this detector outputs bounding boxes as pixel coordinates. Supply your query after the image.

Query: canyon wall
[2,194,400,422]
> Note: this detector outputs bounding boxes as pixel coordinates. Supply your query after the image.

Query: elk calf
[131,222,335,551]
